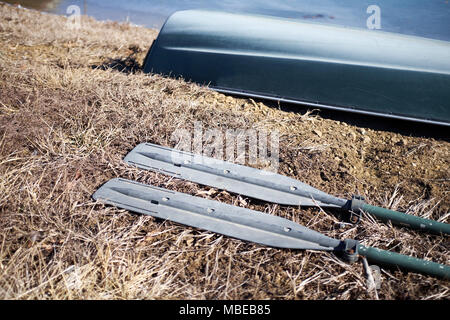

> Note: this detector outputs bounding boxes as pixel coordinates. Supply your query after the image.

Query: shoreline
[2,0,450,40]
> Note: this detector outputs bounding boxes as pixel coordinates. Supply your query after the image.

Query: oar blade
[124,143,346,207]
[92,178,340,251]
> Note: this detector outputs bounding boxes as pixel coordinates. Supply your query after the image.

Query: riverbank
[0,4,448,299]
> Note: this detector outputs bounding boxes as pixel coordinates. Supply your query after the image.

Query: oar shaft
[362,204,450,235]
[358,245,450,279]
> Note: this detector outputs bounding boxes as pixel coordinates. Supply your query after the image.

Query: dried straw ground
[0,4,448,300]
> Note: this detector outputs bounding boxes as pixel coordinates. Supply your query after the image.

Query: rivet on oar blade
[207,208,215,214]
[162,197,169,201]
[224,169,230,174]
[284,227,291,232]
[290,186,297,191]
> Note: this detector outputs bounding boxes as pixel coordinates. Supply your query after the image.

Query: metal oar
[124,143,450,235]
[93,178,450,279]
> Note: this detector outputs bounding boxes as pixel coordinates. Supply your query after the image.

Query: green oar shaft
[358,245,450,279]
[361,204,450,235]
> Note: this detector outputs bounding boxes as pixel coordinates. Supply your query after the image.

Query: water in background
[4,0,450,41]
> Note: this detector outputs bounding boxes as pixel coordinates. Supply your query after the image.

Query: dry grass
[0,3,449,300]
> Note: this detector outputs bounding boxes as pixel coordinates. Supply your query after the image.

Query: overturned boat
[143,10,450,126]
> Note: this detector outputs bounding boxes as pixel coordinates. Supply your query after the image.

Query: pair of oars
[93,143,449,278]
[124,143,450,235]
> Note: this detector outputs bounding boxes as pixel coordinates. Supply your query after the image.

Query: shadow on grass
[224,93,449,141]
[91,55,142,74]
[289,104,449,141]
[91,45,144,74]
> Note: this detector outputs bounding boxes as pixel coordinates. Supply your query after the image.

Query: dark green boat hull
[143,10,450,126]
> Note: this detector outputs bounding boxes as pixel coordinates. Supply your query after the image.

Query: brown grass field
[0,3,449,299]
